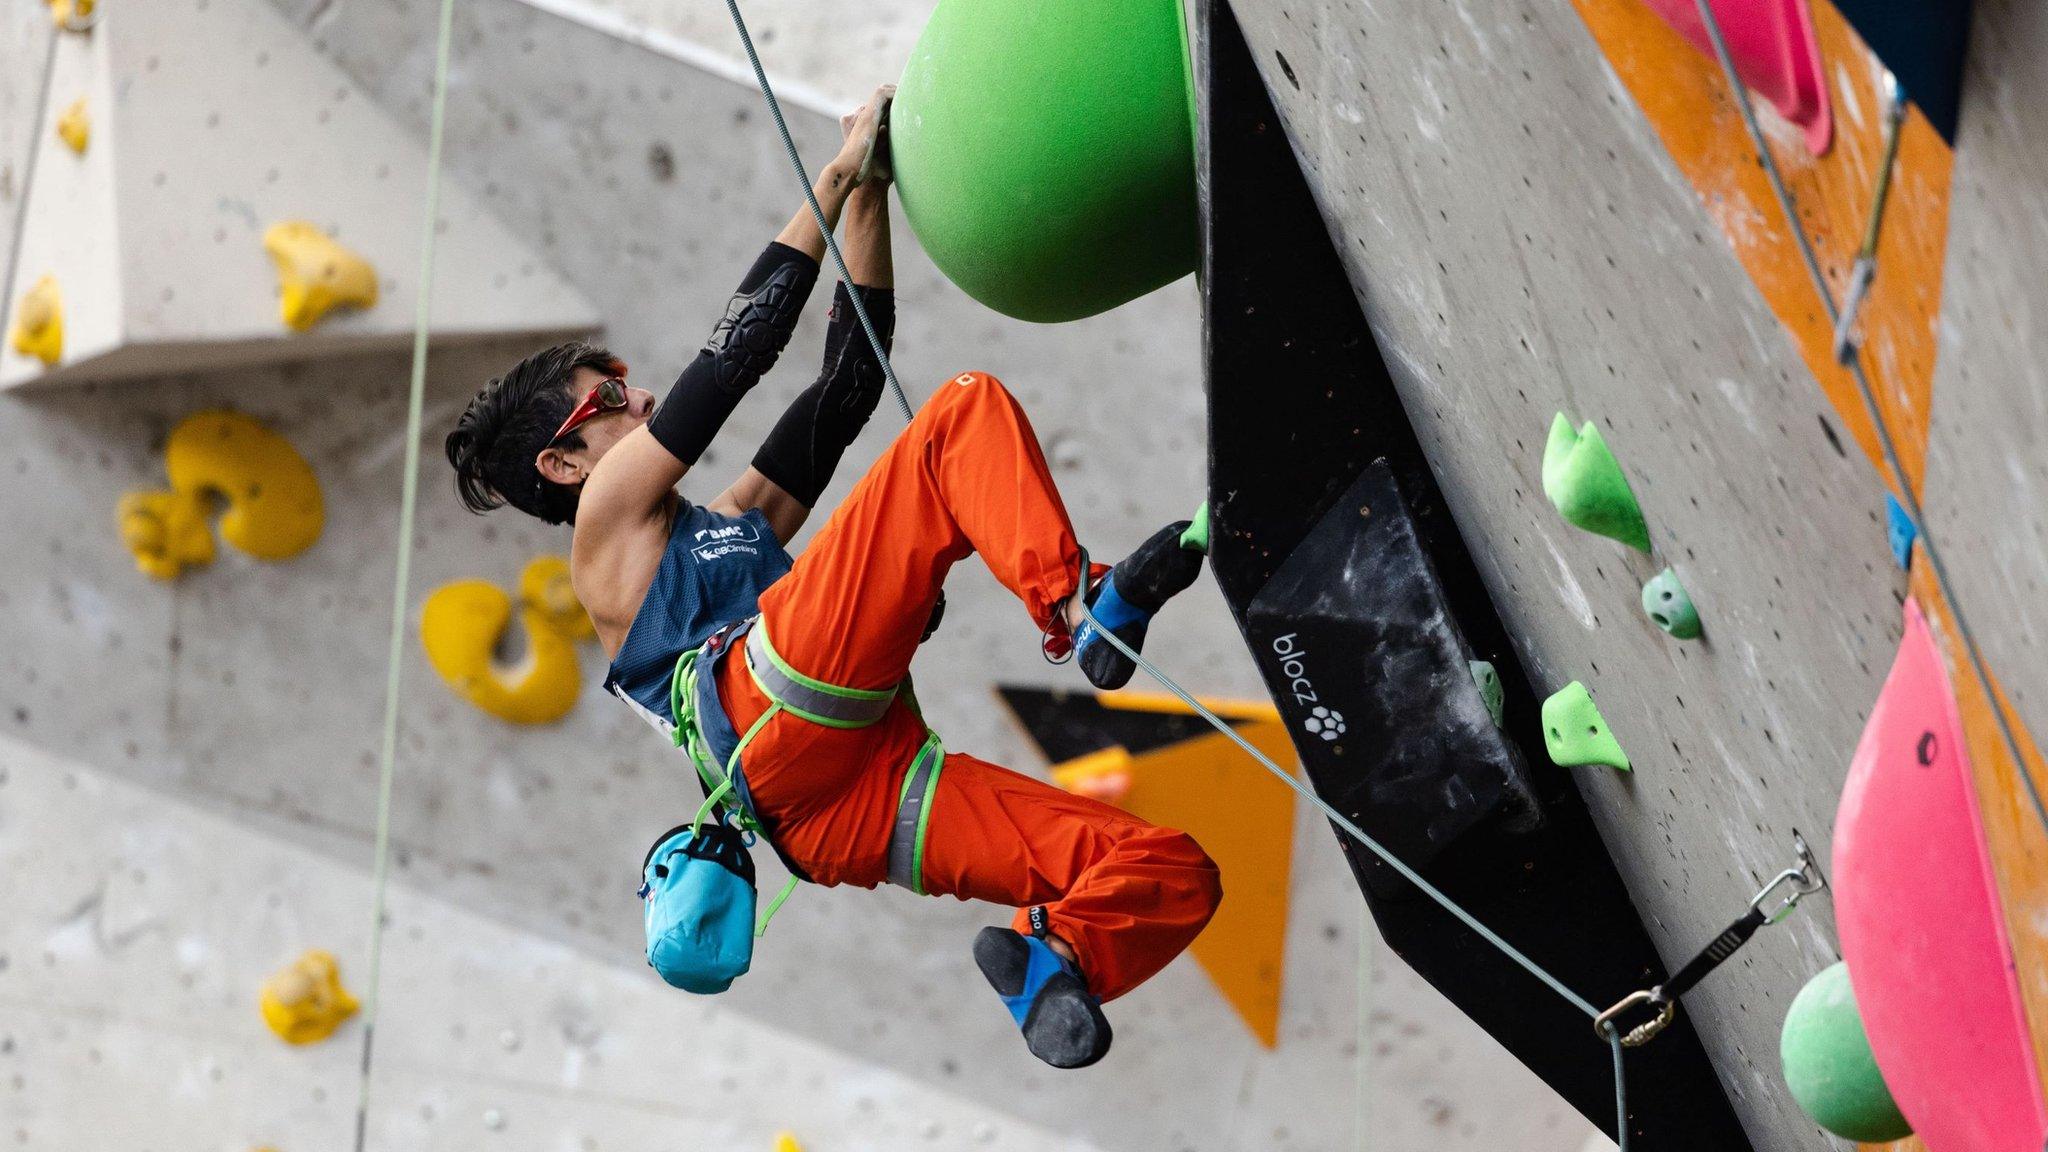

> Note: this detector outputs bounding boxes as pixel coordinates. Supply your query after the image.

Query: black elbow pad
[702,242,820,391]
[648,243,819,465]
[750,284,896,505]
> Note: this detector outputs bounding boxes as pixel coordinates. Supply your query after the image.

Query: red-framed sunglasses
[547,376,629,447]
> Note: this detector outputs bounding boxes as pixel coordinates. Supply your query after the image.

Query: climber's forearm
[773,159,863,263]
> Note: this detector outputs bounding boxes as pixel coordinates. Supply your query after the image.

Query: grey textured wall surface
[1921,0,2048,753]
[0,734,1105,1152]
[0,0,1602,1147]
[1219,2,1967,1148]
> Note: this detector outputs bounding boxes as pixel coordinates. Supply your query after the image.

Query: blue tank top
[604,500,793,727]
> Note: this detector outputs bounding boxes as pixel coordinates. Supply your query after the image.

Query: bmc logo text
[691,519,760,562]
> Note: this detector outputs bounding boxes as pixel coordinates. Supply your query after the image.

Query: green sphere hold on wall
[1780,962,1913,1143]
[892,0,1198,323]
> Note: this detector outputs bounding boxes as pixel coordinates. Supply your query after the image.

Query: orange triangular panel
[1116,721,1297,1047]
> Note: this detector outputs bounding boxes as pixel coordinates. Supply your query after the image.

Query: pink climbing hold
[1832,600,2048,1152]
[1642,0,1834,156]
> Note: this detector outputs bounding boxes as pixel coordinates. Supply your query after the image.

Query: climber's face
[534,366,655,487]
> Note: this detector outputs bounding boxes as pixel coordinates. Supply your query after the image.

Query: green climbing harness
[745,621,900,728]
[667,616,949,916]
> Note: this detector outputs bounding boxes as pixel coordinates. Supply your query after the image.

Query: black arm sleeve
[646,241,820,466]
[750,281,896,507]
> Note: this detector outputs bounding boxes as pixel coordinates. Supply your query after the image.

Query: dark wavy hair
[445,340,622,525]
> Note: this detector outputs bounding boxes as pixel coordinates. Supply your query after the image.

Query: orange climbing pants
[719,371,1222,1003]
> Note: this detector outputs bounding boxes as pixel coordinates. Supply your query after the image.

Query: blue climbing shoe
[1073,520,1204,691]
[973,926,1112,1069]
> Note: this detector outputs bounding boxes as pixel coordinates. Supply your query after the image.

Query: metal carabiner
[1748,832,1829,925]
[1594,989,1678,1049]
[1601,833,1829,1049]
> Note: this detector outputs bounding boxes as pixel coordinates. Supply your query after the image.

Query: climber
[443,87,1220,1069]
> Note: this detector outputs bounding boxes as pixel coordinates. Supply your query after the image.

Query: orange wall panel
[1567,0,1950,495]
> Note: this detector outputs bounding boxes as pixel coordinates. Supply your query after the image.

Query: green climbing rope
[354,0,458,1149]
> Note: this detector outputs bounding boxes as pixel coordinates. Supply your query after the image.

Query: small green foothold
[1542,413,1651,553]
[1780,962,1913,1143]
[1641,567,1702,640]
[1541,680,1630,770]
[1180,501,1211,554]
[1468,660,1504,728]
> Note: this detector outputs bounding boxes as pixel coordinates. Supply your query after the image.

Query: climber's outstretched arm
[714,88,897,543]
[578,109,886,548]
[768,86,893,264]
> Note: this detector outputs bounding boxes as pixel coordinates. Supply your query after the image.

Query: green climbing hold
[892,0,1197,323]
[1541,681,1630,770]
[1180,502,1211,554]
[1781,962,1913,1143]
[1541,414,1650,553]
[1468,660,1504,728]
[1641,567,1702,640]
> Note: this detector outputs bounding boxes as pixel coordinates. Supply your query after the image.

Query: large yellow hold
[263,221,379,332]
[421,556,591,725]
[10,274,63,365]
[259,950,360,1045]
[119,411,325,579]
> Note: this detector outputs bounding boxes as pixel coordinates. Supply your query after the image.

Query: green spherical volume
[1780,962,1912,1143]
[892,0,1198,323]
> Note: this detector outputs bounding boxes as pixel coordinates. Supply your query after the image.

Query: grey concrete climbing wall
[1221,2,1946,1148]
[1,0,1604,1148]
[1919,0,2048,761]
[0,733,1100,1152]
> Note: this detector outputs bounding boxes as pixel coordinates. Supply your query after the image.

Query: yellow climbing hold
[421,556,589,725]
[118,490,216,580]
[772,1134,804,1152]
[47,0,95,30]
[119,411,325,579]
[259,950,360,1045]
[56,98,89,154]
[263,221,379,332]
[518,554,595,640]
[9,274,63,366]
